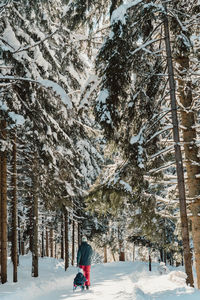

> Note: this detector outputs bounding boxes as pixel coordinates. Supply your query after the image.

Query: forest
[0,0,200,294]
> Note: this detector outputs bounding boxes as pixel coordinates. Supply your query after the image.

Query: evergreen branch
[72,119,102,135]
[143,21,164,45]
[148,145,174,160]
[0,37,15,50]
[146,125,173,144]
[145,108,171,135]
[148,161,176,174]
[12,28,60,54]
[130,38,164,56]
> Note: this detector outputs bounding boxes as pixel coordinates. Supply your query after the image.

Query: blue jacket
[77,242,93,266]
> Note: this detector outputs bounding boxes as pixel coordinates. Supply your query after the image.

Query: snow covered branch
[0,75,72,109]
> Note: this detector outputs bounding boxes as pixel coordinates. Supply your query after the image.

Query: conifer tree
[0,117,7,284]
[168,0,200,288]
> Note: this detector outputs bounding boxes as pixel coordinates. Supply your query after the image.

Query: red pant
[79,265,91,286]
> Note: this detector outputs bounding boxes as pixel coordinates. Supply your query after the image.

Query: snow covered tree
[81,0,197,284]
[0,117,7,283]
[0,0,105,281]
[168,0,200,288]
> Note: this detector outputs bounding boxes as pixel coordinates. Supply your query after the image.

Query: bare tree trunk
[54,240,57,259]
[78,222,81,247]
[133,243,135,262]
[119,247,125,261]
[50,228,53,258]
[46,228,49,257]
[0,149,1,279]
[162,2,194,287]
[104,245,108,263]
[21,240,25,256]
[41,218,45,258]
[18,217,21,256]
[1,119,7,284]
[29,203,33,253]
[176,54,200,288]
[111,250,116,262]
[149,254,152,272]
[11,133,17,282]
[60,219,64,260]
[64,210,69,271]
[71,219,75,266]
[118,227,125,261]
[31,153,39,277]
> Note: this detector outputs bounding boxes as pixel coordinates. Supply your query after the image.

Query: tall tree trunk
[41,221,44,258]
[104,245,108,263]
[78,222,81,247]
[1,119,7,284]
[71,219,75,266]
[162,2,194,287]
[64,210,69,271]
[177,55,200,288]
[0,148,1,279]
[133,243,135,262]
[21,238,25,256]
[29,203,33,253]
[50,228,53,258]
[149,253,152,272]
[46,228,49,257]
[54,240,57,259]
[11,133,17,282]
[111,250,116,262]
[118,227,125,261]
[61,217,64,260]
[31,153,39,277]
[18,217,21,256]
[160,248,163,262]
[119,242,125,261]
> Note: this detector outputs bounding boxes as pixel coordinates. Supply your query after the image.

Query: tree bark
[118,227,125,261]
[162,2,194,287]
[133,243,135,262]
[0,147,1,279]
[1,119,7,284]
[54,240,57,259]
[29,203,33,253]
[71,219,75,266]
[119,245,125,261]
[112,250,116,262]
[177,55,200,288]
[104,245,108,263]
[11,133,18,282]
[31,153,39,277]
[64,210,69,271]
[78,222,81,247]
[41,217,45,257]
[61,217,64,260]
[46,228,49,257]
[149,254,152,272]
[50,228,53,258]
[18,217,21,256]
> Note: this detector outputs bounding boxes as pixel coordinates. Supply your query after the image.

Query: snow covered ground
[1,255,200,300]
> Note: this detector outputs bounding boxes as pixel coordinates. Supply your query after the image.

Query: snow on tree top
[111,0,143,25]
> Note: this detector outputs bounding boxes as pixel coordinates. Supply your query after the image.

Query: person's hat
[82,235,87,242]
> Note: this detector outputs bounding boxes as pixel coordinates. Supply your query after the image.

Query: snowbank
[0,255,200,300]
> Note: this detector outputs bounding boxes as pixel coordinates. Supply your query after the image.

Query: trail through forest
[0,255,200,300]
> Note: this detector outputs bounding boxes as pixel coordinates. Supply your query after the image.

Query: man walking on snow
[77,236,93,290]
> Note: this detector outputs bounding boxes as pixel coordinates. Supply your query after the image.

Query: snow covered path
[1,256,200,300]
